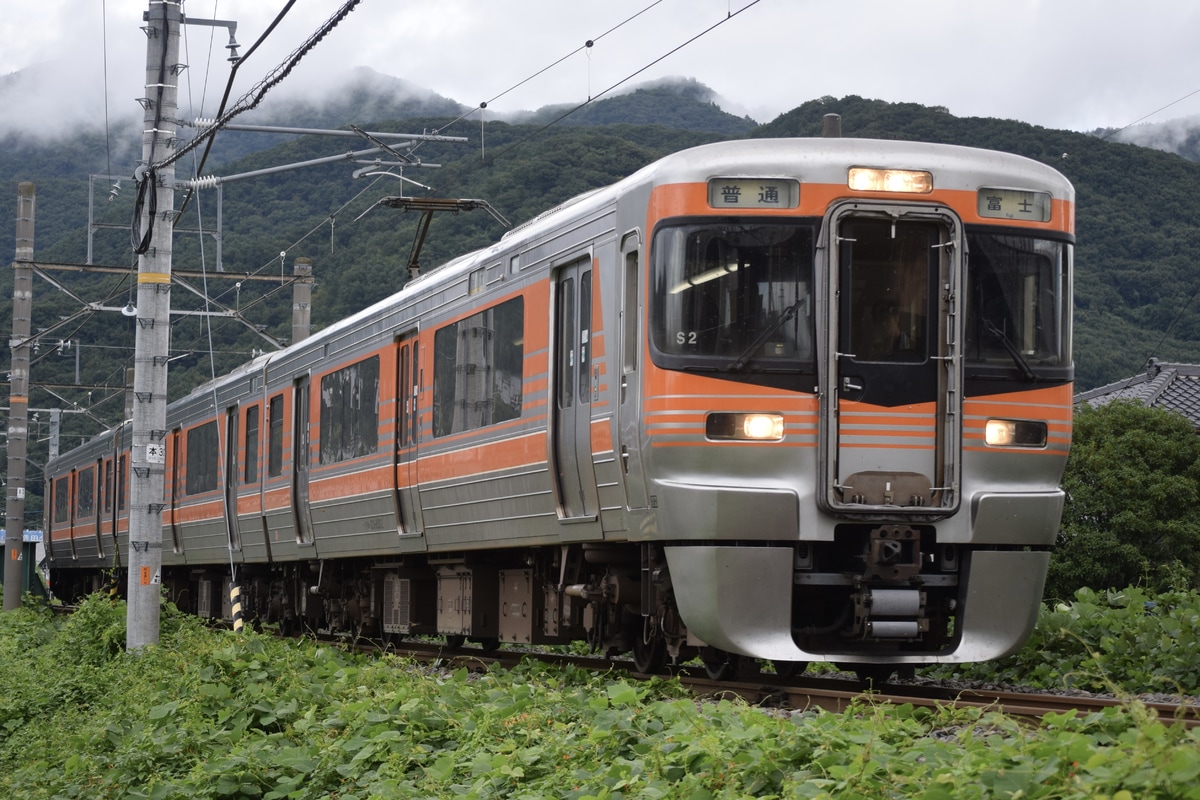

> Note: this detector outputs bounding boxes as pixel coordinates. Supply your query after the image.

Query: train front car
[635,138,1073,676]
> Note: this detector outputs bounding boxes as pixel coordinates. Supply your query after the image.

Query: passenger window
[432,297,524,437]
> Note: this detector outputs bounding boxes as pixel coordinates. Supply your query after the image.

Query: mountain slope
[3,89,1199,435]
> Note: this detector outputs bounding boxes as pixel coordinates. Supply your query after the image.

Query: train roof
[641,137,1074,199]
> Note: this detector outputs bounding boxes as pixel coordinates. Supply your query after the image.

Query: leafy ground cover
[1,593,1198,799]
[919,586,1200,695]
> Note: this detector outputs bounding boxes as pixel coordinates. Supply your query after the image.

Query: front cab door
[820,205,963,517]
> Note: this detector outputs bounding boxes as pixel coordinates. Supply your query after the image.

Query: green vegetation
[1048,400,1200,600]
[2,593,1199,799]
[921,586,1200,695]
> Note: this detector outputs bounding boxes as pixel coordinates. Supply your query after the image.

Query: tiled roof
[1075,359,1200,425]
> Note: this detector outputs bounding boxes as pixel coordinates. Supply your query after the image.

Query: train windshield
[650,222,816,380]
[964,233,1071,370]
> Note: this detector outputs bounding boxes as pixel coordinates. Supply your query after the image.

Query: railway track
[48,606,1200,728]
[342,636,1200,730]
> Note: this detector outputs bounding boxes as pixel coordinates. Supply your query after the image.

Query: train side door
[223,407,242,552]
[551,258,600,524]
[395,333,425,537]
[103,457,116,553]
[91,460,104,559]
[822,207,962,515]
[292,376,315,546]
[617,235,649,511]
[169,429,183,553]
[67,469,78,559]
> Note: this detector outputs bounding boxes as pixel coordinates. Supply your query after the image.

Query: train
[43,133,1075,681]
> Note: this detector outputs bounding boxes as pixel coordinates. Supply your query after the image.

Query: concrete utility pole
[126,0,180,650]
[292,257,313,344]
[4,182,35,610]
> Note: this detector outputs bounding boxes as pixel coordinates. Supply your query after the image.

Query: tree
[1046,400,1200,599]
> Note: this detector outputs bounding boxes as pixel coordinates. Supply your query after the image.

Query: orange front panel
[963,385,1075,421]
[963,385,1074,453]
[647,183,1073,234]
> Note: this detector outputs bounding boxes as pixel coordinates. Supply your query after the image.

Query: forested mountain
[3,81,1200,459]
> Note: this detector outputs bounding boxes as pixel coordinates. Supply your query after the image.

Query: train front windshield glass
[650,222,816,375]
[964,233,1071,368]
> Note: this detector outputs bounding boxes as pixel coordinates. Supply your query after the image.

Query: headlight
[706,412,784,441]
[984,419,1047,447]
[848,167,933,194]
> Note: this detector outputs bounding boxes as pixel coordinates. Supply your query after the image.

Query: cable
[180,0,220,128]
[176,0,299,219]
[444,0,764,184]
[155,1,762,356]
[158,0,361,173]
[186,0,763,336]
[1096,87,1200,143]
[187,0,731,306]
[130,0,173,254]
[429,0,666,136]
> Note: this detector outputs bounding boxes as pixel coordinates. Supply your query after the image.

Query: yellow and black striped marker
[230,583,244,632]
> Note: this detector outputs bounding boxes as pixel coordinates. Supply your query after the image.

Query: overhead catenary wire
[1095,87,1200,143]
[175,0,299,220]
[180,0,765,344]
[181,0,756,292]
[158,0,361,174]
[429,0,667,136]
[436,0,764,193]
[135,1,764,367]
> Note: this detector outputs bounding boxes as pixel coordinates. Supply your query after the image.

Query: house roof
[1074,359,1200,424]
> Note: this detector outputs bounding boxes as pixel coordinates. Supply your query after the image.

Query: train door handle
[842,376,864,392]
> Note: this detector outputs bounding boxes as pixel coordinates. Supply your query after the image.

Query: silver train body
[45,137,1075,675]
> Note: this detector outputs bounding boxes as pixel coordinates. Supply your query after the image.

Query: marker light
[984,419,1047,447]
[706,412,785,441]
[848,167,933,194]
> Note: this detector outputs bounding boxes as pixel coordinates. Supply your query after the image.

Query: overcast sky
[3,0,1200,138]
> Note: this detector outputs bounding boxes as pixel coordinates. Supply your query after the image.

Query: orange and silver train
[44,136,1074,679]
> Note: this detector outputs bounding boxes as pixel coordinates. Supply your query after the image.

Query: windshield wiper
[730,299,804,372]
[984,320,1037,382]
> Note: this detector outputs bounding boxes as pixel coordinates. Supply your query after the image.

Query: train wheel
[473,637,500,653]
[700,647,740,681]
[771,660,808,680]
[632,631,667,674]
[444,635,465,649]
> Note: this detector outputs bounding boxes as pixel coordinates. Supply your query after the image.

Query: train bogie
[45,135,1074,673]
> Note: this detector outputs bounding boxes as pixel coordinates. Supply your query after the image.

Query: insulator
[190,175,221,189]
